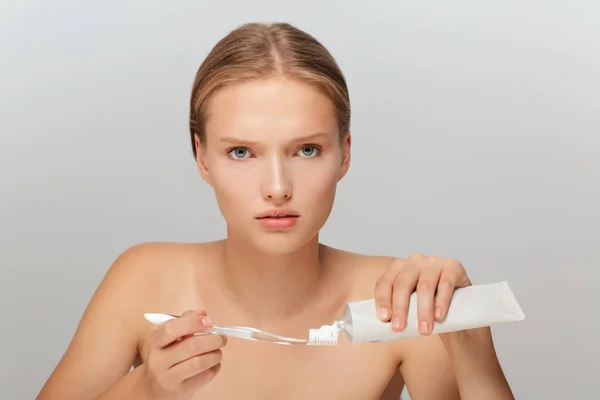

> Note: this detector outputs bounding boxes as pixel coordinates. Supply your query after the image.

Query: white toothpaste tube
[334,281,525,343]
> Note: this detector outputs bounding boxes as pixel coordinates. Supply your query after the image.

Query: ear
[194,134,212,186]
[338,130,351,181]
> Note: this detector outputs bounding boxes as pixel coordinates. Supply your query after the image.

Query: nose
[261,154,293,203]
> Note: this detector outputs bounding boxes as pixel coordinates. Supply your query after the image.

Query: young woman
[37,22,514,400]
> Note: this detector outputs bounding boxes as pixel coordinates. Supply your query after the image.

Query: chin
[249,234,312,256]
[240,223,323,256]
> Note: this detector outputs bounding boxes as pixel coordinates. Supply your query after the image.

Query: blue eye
[297,145,320,158]
[228,147,252,160]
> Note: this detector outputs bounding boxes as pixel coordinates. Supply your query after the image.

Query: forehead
[204,76,338,142]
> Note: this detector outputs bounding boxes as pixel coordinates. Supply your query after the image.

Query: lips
[256,209,299,229]
[257,214,297,218]
[256,209,300,219]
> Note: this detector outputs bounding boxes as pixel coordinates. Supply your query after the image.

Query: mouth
[257,216,298,219]
[256,209,300,229]
[256,209,300,219]
[258,214,297,219]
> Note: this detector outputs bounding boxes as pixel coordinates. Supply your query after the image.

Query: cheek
[297,160,340,202]
[209,165,255,217]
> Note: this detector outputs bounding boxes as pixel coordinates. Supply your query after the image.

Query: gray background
[1,1,598,399]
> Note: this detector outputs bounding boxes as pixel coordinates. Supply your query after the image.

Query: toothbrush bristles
[308,327,339,346]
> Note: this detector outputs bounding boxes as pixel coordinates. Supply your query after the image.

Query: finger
[170,348,223,382]
[373,259,405,321]
[416,268,441,336]
[176,310,209,343]
[150,311,211,348]
[166,333,227,369]
[434,271,458,322]
[181,362,222,392]
[390,264,419,332]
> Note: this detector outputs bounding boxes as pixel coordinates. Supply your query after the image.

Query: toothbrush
[144,281,526,346]
[143,313,341,346]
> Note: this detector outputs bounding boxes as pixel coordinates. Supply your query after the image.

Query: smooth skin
[37,76,514,400]
[143,310,226,400]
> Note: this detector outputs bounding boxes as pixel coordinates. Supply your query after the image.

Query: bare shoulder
[106,240,218,298]
[37,240,220,400]
[322,245,399,298]
[119,240,225,313]
[108,240,216,277]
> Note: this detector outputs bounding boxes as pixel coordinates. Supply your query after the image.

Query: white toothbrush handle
[143,313,257,340]
[144,313,176,325]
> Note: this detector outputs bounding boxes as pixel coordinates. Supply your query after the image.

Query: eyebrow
[218,132,331,146]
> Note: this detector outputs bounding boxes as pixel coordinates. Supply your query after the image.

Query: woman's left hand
[374,254,472,335]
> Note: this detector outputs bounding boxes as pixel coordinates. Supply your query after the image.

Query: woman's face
[195,76,351,255]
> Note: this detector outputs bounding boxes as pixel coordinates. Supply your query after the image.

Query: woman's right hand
[142,310,226,400]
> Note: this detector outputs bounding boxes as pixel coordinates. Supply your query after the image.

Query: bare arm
[400,328,514,400]
[399,335,461,400]
[96,364,153,399]
[37,245,151,400]
[439,327,515,400]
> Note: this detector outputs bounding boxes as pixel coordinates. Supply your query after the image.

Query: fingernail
[392,317,403,331]
[202,317,213,326]
[419,321,429,335]
[378,307,390,320]
[435,307,443,320]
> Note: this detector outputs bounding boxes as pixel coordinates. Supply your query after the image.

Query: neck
[215,229,330,323]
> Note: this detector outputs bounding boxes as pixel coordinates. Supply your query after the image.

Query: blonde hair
[188,22,350,158]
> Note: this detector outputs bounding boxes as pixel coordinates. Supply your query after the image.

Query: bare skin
[38,242,458,400]
[37,75,513,399]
